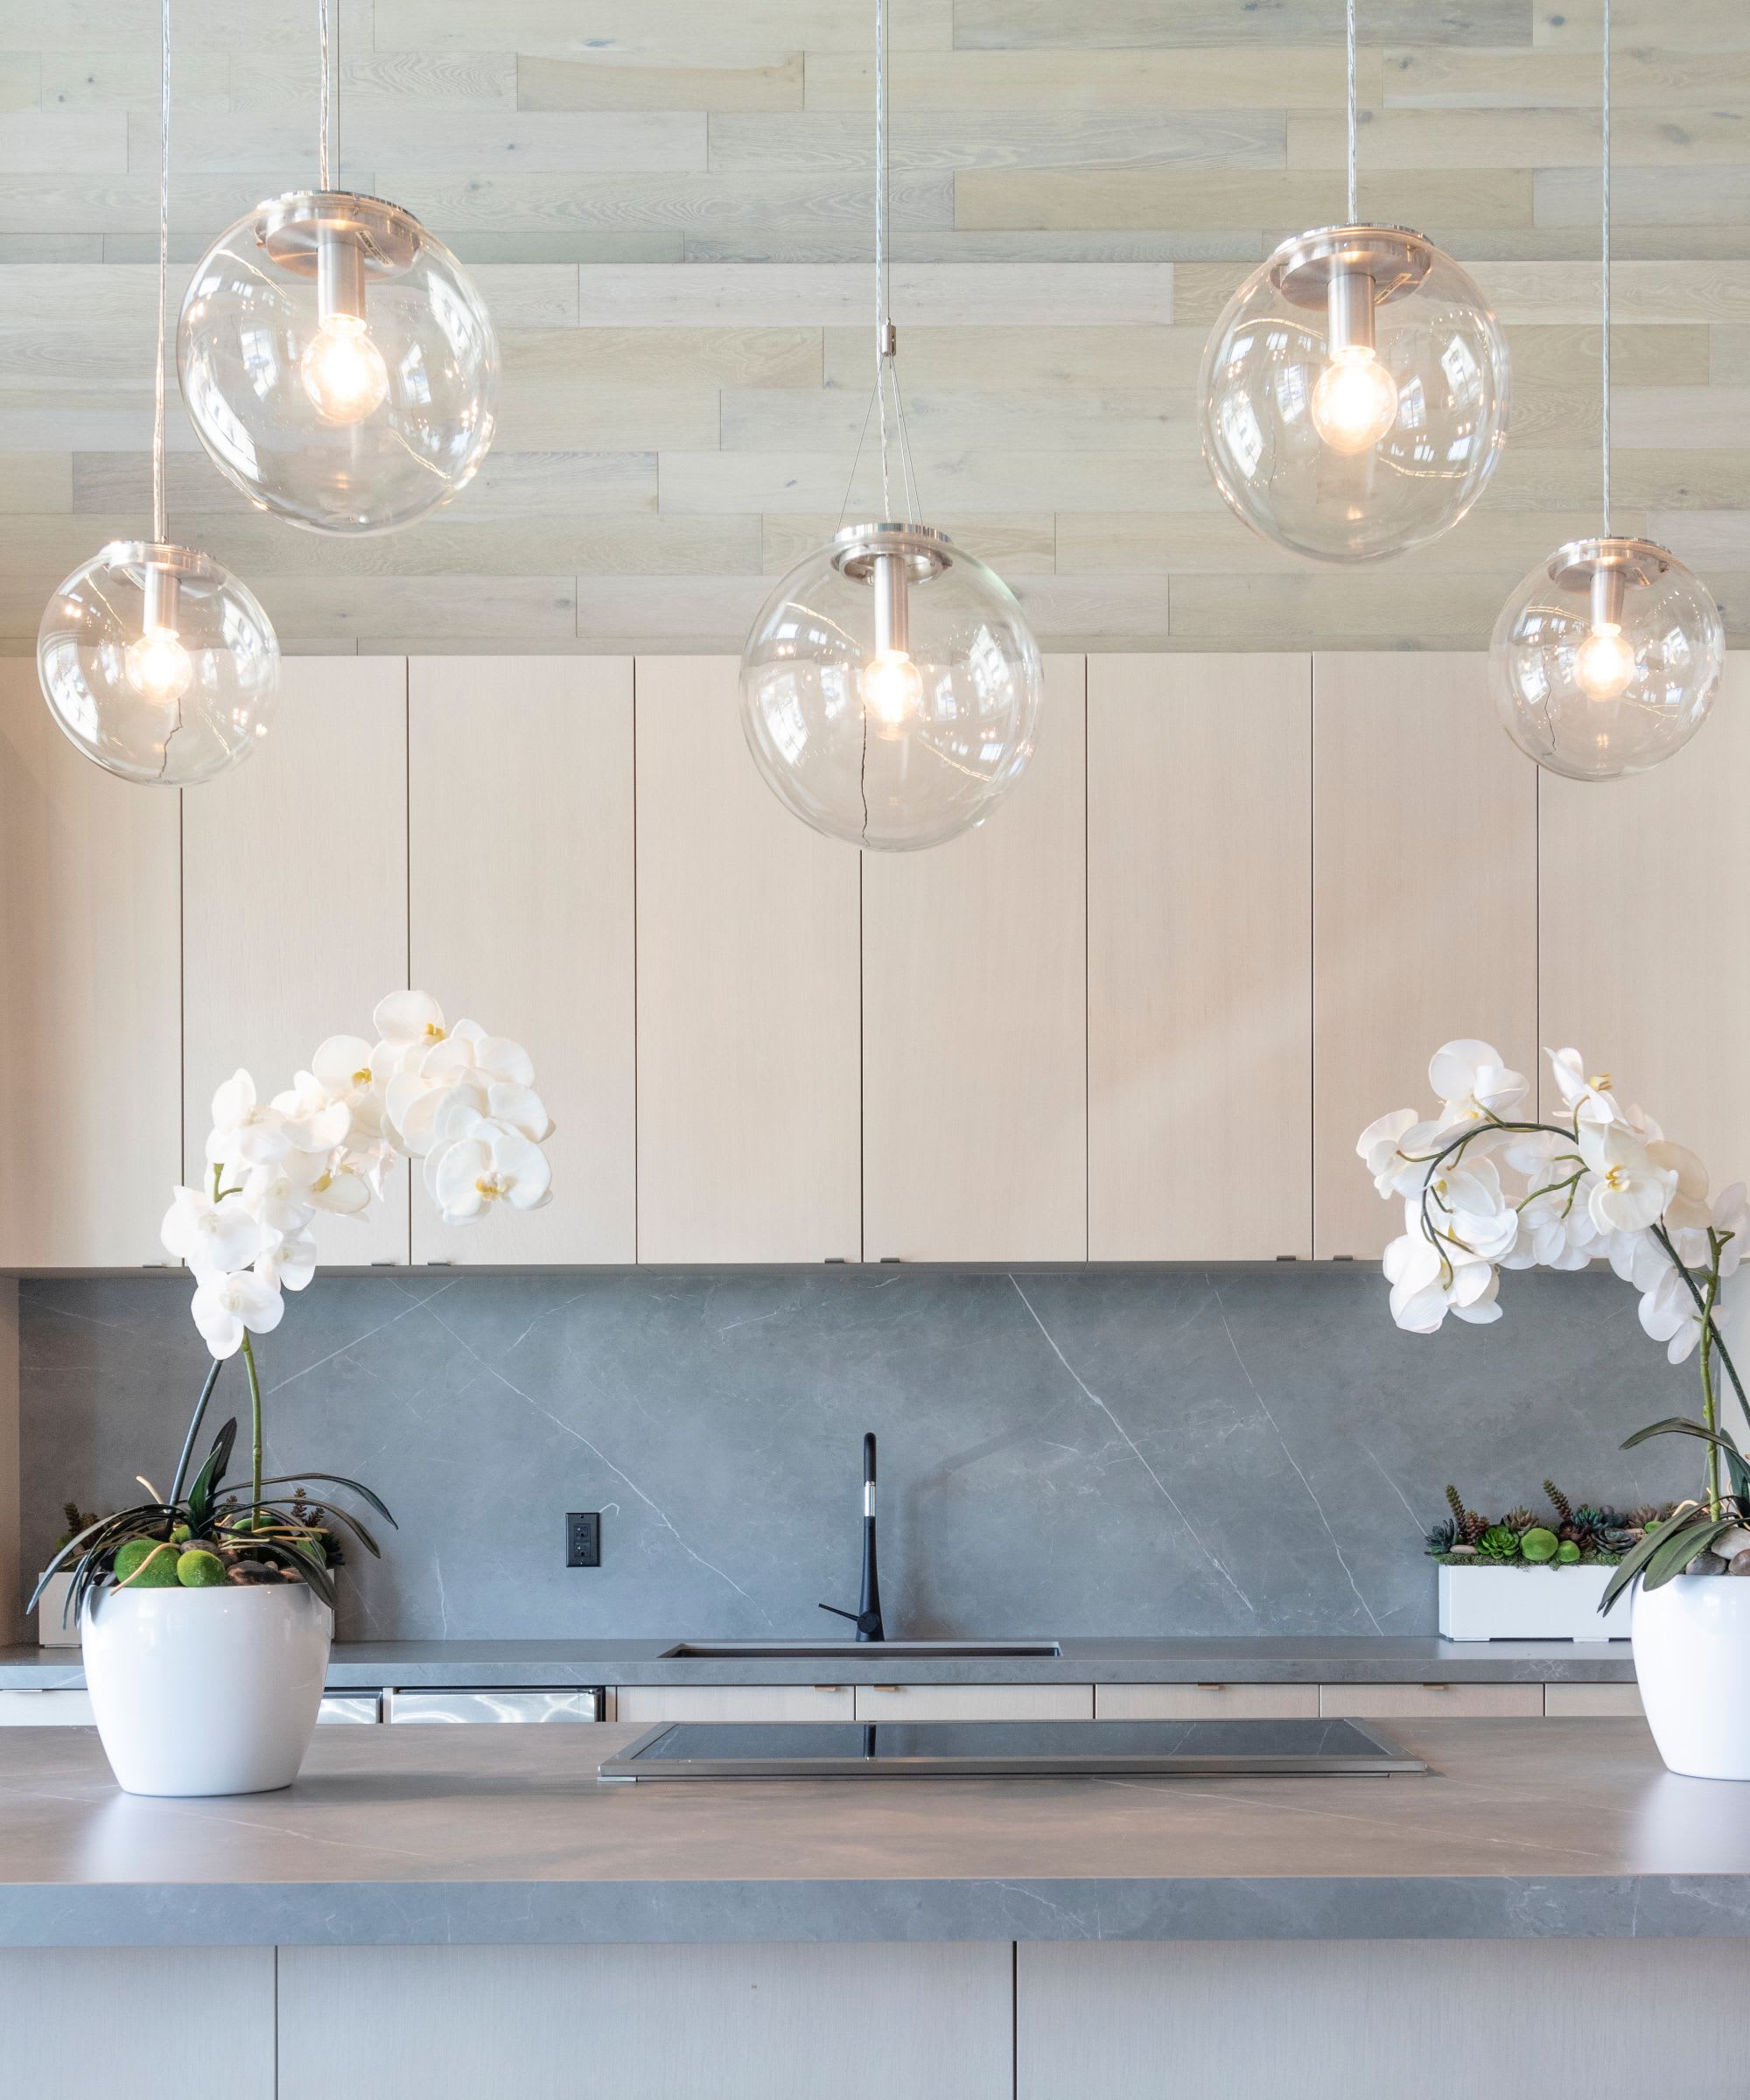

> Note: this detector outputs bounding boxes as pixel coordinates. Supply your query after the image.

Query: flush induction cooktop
[596,1718,1428,1781]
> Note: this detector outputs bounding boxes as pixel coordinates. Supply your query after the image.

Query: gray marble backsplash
[17,1266,1696,1642]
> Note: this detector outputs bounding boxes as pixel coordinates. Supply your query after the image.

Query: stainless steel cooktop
[597,1718,1427,1781]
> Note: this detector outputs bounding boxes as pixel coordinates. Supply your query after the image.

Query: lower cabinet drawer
[0,1689,94,1726]
[1096,1684,1319,1722]
[852,1684,1092,1723]
[615,1685,854,1726]
[1319,1683,1544,1719]
[384,1690,599,1724]
[318,1693,382,1724]
[1544,1683,1643,1718]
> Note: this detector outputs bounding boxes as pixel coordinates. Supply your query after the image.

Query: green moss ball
[1556,1538,1581,1564]
[1519,1527,1560,1564]
[113,1537,180,1587]
[176,1548,228,1588]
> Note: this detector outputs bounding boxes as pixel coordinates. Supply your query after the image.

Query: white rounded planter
[81,1583,332,1797]
[1633,1575,1750,1782]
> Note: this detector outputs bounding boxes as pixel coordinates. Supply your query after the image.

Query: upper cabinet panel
[1540,657,1750,1180]
[183,659,411,1268]
[1088,654,1312,1261]
[1312,654,1537,1260]
[634,656,861,1264]
[0,662,181,1267]
[861,654,1088,1264]
[410,659,636,1267]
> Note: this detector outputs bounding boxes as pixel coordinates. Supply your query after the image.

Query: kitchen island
[3,1718,1746,2097]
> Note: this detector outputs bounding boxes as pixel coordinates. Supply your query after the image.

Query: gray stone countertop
[0,1633,1637,1689]
[0,1718,1740,1947]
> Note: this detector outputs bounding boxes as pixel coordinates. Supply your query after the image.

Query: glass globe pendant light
[1198,0,1511,563]
[738,0,1043,853]
[1492,0,1723,780]
[174,0,497,535]
[38,0,278,788]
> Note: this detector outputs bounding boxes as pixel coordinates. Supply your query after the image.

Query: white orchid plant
[1359,1041,1750,1609]
[32,991,553,1625]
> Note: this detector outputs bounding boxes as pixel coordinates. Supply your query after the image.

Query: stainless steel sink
[661,1640,1062,1659]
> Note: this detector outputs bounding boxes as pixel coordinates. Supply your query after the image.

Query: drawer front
[1096,1683,1319,1722]
[318,1693,382,1724]
[384,1690,599,1724]
[1544,1683,1643,1718]
[852,1684,1092,1723]
[615,1685,854,1726]
[0,1689,94,1726]
[1319,1683,1544,1719]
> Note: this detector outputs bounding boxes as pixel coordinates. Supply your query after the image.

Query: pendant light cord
[1346,0,1358,225]
[1600,0,1612,535]
[874,0,891,518]
[318,0,333,190]
[151,0,170,544]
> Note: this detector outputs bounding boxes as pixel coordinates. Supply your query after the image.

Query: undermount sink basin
[662,1640,1062,1659]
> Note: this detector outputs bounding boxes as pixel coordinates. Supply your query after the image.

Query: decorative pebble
[1687,1550,1729,1576]
[1729,1551,1750,1578]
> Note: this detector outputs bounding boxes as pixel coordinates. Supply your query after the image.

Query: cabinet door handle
[814,1684,847,1693]
[1195,1683,1228,1691]
[872,1684,902,1694]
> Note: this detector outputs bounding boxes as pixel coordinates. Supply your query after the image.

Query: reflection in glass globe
[1200,226,1510,563]
[1490,538,1724,780]
[178,191,497,535]
[740,523,1044,852]
[38,542,279,786]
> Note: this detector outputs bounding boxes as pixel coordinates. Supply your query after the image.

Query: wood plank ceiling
[0,0,1743,653]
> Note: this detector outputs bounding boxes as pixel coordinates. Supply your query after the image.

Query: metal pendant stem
[1600,0,1612,535]
[143,561,181,636]
[151,0,171,544]
[318,0,335,191]
[872,551,910,656]
[316,225,368,325]
[1345,0,1358,225]
[1326,265,1376,356]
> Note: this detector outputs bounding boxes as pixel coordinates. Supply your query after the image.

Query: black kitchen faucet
[818,1431,885,1642]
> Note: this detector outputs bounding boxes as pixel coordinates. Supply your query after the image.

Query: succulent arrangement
[1427,1480,1671,1569]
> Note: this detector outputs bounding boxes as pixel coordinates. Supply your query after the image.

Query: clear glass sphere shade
[1199,227,1510,563]
[38,542,279,786]
[177,192,498,535]
[1490,538,1724,781]
[739,525,1044,852]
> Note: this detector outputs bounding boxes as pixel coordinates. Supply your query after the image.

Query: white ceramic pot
[1633,1575,1750,1781]
[81,1582,332,1796]
[1438,1564,1625,1641]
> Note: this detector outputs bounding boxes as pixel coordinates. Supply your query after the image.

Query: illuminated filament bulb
[1309,263,1399,456]
[863,550,923,733]
[300,228,389,426]
[1575,565,1636,702]
[124,564,192,705]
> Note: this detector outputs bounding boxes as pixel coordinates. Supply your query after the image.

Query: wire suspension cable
[1346,0,1358,226]
[318,0,333,191]
[874,0,891,518]
[152,0,170,543]
[1600,0,1612,535]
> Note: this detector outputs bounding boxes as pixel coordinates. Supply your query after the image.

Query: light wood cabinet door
[183,659,410,1267]
[1543,1683,1643,1718]
[615,1684,854,1725]
[1088,654,1312,1260]
[861,654,1087,1263]
[1095,1683,1319,1721]
[852,1683,1092,1722]
[1312,654,1538,1258]
[1318,1682,1543,1718]
[0,663,181,1266]
[1539,658,1750,1172]
[409,658,635,1266]
[634,657,861,1264]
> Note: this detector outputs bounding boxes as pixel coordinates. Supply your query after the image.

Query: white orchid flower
[1423,1155,1518,1264]
[431,1117,553,1225]
[1429,1039,1528,1125]
[160,1186,268,1279]
[306,1151,379,1214]
[203,1069,289,1170]
[1383,1232,1453,1334]
[1356,1110,1446,1200]
[312,1034,387,1138]
[1449,1263,1502,1325]
[1714,1183,1747,1278]
[1639,1263,1709,1365]
[1546,1046,1622,1126]
[1578,1120,1678,1234]
[190,1269,284,1360]
[374,988,448,1059]
[270,1070,352,1153]
[255,1228,318,1293]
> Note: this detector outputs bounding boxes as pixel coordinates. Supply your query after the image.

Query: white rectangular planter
[35,1572,78,1648]
[1438,1563,1628,1642]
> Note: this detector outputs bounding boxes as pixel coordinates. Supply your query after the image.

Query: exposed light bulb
[1574,621,1636,702]
[1310,346,1399,454]
[862,648,923,731]
[123,626,192,705]
[300,314,389,424]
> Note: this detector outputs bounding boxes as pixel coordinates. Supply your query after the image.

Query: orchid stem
[239,1332,263,1515]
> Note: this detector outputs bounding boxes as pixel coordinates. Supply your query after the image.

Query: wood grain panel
[634,655,860,1263]
[183,659,411,1268]
[1095,1683,1320,1719]
[409,658,635,1265]
[862,654,1086,1264]
[1312,654,1537,1260]
[1538,657,1750,1180]
[0,659,180,1266]
[853,1684,1092,1721]
[615,1684,854,1724]
[1318,1683,1544,1718]
[1088,654,1311,1261]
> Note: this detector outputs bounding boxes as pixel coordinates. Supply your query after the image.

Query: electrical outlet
[566,1511,601,1568]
